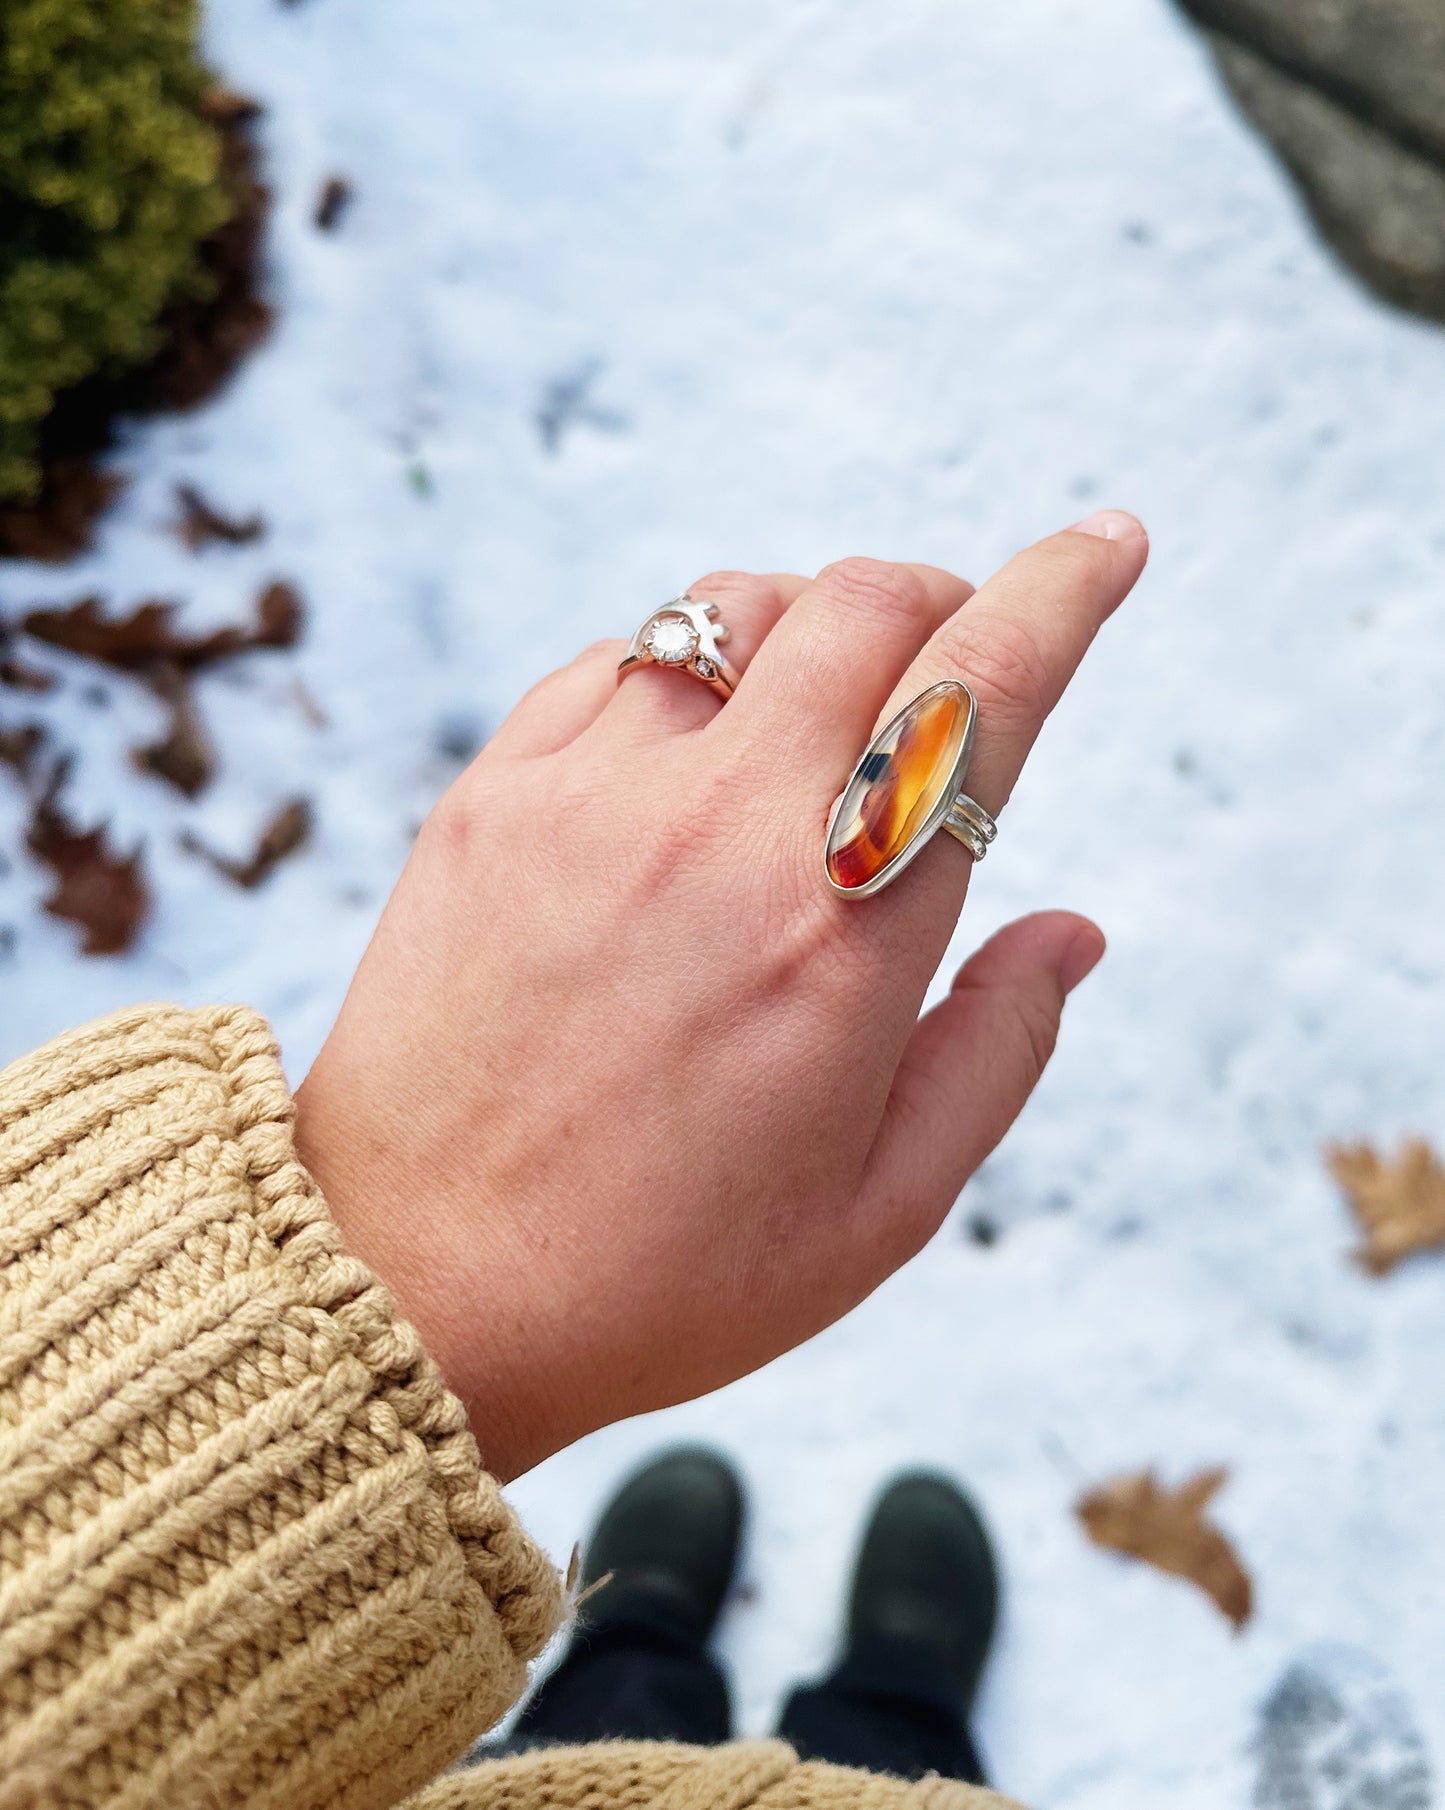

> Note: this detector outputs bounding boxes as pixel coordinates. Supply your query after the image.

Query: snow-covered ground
[3,3,1444,1805]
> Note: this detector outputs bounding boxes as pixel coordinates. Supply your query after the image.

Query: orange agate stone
[826,682,973,891]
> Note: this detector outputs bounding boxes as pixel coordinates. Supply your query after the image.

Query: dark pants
[509,1599,986,1785]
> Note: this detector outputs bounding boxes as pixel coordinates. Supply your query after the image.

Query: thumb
[860,910,1105,1254]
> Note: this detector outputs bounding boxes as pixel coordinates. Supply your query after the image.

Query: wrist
[292,1062,583,1482]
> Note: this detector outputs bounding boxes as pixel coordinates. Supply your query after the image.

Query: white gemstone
[646,615,698,664]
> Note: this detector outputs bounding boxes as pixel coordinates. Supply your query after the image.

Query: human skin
[294,517,1149,1481]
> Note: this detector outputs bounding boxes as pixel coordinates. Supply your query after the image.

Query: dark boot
[509,1447,744,1749]
[777,1472,999,1783]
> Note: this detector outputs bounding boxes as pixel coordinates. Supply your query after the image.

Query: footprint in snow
[1253,1645,1432,1810]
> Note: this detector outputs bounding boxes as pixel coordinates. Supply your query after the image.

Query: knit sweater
[0,1005,1014,1810]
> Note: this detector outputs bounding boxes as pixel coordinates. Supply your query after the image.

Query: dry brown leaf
[0,658,54,692]
[21,581,302,674]
[133,663,215,798]
[181,797,312,889]
[0,630,55,692]
[1076,1466,1253,1630]
[0,723,46,779]
[174,483,265,551]
[314,175,353,231]
[0,462,126,565]
[26,771,149,956]
[1328,1138,1445,1275]
[200,85,264,126]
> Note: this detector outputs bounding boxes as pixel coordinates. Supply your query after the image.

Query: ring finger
[607,570,811,733]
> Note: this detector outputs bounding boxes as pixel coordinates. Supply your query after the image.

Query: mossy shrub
[0,0,230,502]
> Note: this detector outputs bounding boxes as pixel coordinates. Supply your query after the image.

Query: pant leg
[508,1599,732,1750]
[777,1636,986,1784]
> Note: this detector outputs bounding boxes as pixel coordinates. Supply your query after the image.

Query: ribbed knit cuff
[402,1740,1023,1810]
[0,1004,563,1810]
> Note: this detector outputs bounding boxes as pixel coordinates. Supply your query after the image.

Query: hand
[295,515,1149,1480]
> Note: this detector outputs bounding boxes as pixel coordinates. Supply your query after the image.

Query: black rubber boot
[506,1447,745,1751]
[580,1446,746,1643]
[845,1470,1000,1714]
[775,1471,999,1782]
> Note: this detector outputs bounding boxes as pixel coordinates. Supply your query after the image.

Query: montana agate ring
[824,679,997,898]
[617,596,734,698]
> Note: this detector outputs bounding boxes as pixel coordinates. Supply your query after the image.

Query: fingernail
[1069,509,1145,542]
[1059,924,1107,994]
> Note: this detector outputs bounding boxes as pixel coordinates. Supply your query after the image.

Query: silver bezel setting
[823,679,986,899]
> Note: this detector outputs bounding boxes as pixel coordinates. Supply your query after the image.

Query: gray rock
[1178,0,1445,322]
[1253,1645,1432,1810]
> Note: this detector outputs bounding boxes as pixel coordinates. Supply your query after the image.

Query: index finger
[836,510,1148,985]
[879,510,1147,822]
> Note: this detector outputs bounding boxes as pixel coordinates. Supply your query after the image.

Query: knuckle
[688,569,764,604]
[1015,988,1062,1079]
[942,618,1053,724]
[423,777,486,865]
[815,557,930,626]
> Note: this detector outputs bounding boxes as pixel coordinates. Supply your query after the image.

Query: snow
[3,1,1444,1804]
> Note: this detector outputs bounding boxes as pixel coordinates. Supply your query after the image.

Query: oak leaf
[1328,1138,1445,1275]
[1076,1467,1252,1630]
[0,630,54,692]
[174,482,264,551]
[0,723,45,779]
[21,582,301,673]
[133,663,215,797]
[181,797,312,889]
[26,772,149,956]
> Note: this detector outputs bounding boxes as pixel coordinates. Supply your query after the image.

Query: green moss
[0,0,230,501]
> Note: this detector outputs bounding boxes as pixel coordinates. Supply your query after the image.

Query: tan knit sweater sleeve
[421,1741,1018,1810]
[0,1005,562,1810]
[0,1005,1022,1810]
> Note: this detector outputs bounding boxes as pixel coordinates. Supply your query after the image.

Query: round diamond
[695,656,717,679]
[646,614,698,665]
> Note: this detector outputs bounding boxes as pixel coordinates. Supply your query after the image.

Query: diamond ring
[824,679,997,897]
[617,596,735,699]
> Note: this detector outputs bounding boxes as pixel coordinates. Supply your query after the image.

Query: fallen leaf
[1328,1138,1445,1275]
[0,723,45,780]
[0,630,55,692]
[200,85,264,126]
[21,582,302,674]
[1076,1466,1253,1629]
[133,663,215,797]
[175,482,265,550]
[314,175,353,231]
[0,658,54,692]
[181,797,312,889]
[0,462,126,565]
[26,769,149,956]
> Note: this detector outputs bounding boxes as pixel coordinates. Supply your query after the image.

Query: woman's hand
[295,516,1148,1480]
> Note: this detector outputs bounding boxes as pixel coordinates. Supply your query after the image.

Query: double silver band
[618,596,734,699]
[942,792,997,862]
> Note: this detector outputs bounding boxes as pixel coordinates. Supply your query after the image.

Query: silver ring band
[942,792,997,862]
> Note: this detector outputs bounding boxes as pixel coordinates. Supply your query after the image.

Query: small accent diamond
[694,656,717,679]
[645,614,699,665]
